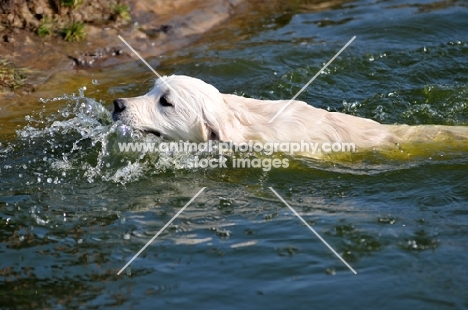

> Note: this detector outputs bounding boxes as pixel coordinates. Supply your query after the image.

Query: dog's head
[112,75,230,141]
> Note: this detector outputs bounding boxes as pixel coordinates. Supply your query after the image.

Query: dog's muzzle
[112,98,127,121]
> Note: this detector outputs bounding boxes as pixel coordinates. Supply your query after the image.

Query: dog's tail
[388,124,468,142]
[362,124,468,158]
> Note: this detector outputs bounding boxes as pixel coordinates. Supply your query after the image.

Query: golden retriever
[112,75,468,156]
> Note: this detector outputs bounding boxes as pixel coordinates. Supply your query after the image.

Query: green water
[1,0,468,309]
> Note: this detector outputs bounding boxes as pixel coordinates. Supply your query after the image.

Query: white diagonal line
[118,35,165,80]
[268,36,356,123]
[117,35,200,118]
[117,187,206,275]
[268,187,357,275]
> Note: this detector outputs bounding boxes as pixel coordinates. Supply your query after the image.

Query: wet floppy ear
[199,100,222,141]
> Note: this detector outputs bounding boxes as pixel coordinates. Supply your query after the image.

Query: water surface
[1,0,468,309]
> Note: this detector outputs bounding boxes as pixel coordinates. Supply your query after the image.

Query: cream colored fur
[112,75,468,155]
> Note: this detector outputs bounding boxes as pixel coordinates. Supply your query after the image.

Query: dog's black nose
[113,98,126,114]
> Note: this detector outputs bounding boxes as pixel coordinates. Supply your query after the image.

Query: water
[1,0,468,308]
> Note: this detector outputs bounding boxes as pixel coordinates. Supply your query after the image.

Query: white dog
[112,75,468,155]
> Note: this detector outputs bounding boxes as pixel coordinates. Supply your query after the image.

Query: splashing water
[12,87,228,185]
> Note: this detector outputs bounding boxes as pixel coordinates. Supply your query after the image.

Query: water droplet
[47,178,53,183]
[92,79,99,85]
[123,233,130,240]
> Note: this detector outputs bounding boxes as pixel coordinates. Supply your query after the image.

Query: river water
[1,0,468,309]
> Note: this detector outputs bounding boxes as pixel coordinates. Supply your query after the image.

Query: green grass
[112,4,131,21]
[61,0,82,8]
[37,16,52,37]
[63,21,86,42]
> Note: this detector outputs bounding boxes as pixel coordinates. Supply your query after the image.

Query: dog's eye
[160,96,173,107]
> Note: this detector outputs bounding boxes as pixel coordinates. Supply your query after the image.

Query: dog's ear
[195,90,246,142]
[200,104,222,141]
